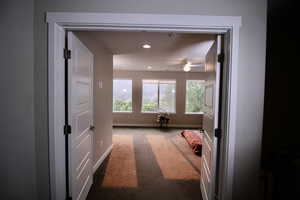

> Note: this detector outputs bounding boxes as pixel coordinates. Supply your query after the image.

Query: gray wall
[0,0,37,199]
[33,0,267,199]
[75,32,113,166]
[113,70,214,127]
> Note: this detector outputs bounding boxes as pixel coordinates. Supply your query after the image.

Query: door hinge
[64,125,72,135]
[215,128,222,139]
[218,53,224,63]
[64,49,71,59]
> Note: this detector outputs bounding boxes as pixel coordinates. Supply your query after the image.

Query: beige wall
[113,70,215,127]
[75,32,113,165]
[205,36,217,74]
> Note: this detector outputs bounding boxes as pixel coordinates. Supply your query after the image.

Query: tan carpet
[87,128,202,200]
[146,135,199,180]
[101,135,138,188]
[171,135,202,172]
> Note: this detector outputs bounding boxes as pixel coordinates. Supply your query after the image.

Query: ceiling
[80,31,216,72]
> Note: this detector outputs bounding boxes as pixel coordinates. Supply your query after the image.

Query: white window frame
[141,79,176,114]
[47,12,241,200]
[185,79,205,115]
[112,79,133,113]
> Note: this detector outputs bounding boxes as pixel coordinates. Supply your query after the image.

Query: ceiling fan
[163,58,204,72]
[183,60,204,72]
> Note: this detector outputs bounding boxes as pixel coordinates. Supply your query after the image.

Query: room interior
[2,0,274,199]
[70,30,218,199]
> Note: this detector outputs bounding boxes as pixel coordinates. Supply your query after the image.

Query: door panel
[203,114,214,140]
[75,134,92,172]
[202,134,212,174]
[200,35,222,200]
[76,111,90,139]
[203,159,211,189]
[68,32,94,200]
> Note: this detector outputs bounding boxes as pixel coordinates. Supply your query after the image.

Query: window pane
[186,80,205,113]
[113,80,132,112]
[142,80,158,112]
[159,81,176,113]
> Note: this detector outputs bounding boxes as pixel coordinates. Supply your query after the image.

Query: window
[159,81,176,113]
[113,79,132,112]
[141,80,158,112]
[185,80,205,114]
[142,80,176,113]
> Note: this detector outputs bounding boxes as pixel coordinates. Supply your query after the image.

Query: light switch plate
[98,81,103,89]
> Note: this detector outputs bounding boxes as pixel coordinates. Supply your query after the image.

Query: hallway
[87,128,202,200]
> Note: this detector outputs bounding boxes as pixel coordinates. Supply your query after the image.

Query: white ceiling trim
[46,12,241,32]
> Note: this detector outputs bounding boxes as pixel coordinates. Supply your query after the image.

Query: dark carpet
[87,128,202,200]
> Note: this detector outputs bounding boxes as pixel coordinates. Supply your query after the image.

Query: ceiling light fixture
[183,62,191,72]
[147,66,152,69]
[142,43,151,49]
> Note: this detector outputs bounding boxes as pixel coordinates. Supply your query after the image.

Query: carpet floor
[87,127,202,200]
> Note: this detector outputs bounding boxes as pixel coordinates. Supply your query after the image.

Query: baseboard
[93,144,113,173]
[113,123,201,128]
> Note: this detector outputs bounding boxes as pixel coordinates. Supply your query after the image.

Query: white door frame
[46,12,241,200]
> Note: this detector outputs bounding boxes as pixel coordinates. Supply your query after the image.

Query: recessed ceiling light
[147,66,152,69]
[142,43,151,49]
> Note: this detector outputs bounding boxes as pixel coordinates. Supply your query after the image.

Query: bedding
[181,130,203,156]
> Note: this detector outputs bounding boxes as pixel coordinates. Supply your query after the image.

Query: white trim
[221,28,239,200]
[48,22,56,200]
[139,112,177,114]
[46,12,241,30]
[140,111,159,114]
[93,144,113,173]
[47,12,241,200]
[48,23,67,200]
[185,112,204,115]
[113,123,201,128]
[112,111,133,113]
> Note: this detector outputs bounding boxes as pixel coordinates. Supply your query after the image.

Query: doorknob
[89,125,95,131]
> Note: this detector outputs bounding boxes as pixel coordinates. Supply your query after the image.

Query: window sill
[141,112,158,114]
[113,111,133,113]
[185,112,204,115]
[141,112,176,114]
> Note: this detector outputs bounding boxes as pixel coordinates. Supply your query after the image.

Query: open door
[67,32,94,200]
[201,35,223,200]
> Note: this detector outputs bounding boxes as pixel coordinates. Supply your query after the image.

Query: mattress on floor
[181,130,203,156]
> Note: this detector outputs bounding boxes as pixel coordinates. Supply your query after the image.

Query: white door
[68,32,94,200]
[200,35,222,200]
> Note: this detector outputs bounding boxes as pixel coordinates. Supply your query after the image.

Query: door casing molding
[46,12,241,200]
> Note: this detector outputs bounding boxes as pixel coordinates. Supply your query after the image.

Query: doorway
[71,29,224,200]
[47,12,241,200]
